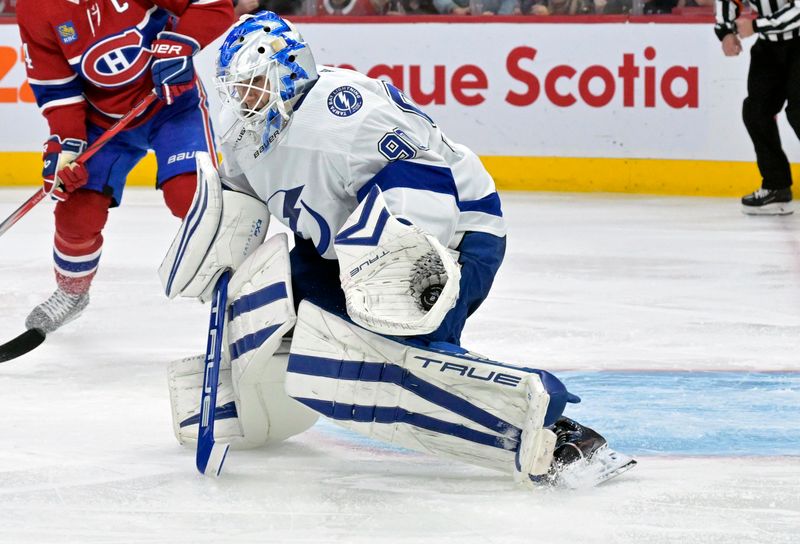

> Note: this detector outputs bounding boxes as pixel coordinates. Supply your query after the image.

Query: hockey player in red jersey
[17,0,234,334]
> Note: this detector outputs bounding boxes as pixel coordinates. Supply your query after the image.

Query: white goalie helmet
[216,11,318,153]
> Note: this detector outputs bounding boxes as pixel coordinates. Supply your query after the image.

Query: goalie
[161,11,636,488]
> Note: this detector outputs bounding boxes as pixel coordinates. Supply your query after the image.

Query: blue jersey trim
[356,161,458,204]
[30,80,84,109]
[459,192,503,217]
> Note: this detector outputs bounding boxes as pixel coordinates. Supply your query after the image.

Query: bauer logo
[327,86,363,117]
[167,151,196,164]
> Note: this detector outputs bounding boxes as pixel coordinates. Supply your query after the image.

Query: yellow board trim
[1,152,797,196]
[0,152,158,188]
[483,156,800,197]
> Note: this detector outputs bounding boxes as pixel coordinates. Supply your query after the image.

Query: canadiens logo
[57,22,78,45]
[81,29,152,88]
[327,86,363,118]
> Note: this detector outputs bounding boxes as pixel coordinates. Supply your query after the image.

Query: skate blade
[554,446,637,489]
[741,202,794,216]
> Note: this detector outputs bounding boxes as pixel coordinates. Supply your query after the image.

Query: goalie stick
[196,270,231,477]
[0,92,159,364]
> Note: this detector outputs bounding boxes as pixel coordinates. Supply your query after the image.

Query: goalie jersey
[219,67,507,259]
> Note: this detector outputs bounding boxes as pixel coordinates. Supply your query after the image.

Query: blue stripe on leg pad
[294,397,514,450]
[228,282,287,321]
[230,324,283,361]
[288,353,520,439]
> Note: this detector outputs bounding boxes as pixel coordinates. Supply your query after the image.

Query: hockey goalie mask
[216,11,318,152]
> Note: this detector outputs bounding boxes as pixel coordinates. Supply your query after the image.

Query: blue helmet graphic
[215,11,318,153]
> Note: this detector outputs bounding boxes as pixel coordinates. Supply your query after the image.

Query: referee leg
[742,40,792,190]
[783,39,800,176]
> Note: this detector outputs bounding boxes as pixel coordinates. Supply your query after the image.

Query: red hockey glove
[42,136,88,202]
[151,32,200,105]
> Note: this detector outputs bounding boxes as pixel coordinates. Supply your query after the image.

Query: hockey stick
[196,270,232,477]
[0,92,158,239]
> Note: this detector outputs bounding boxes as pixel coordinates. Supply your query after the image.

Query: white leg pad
[225,233,318,448]
[285,301,566,479]
[168,234,320,449]
[168,353,243,447]
[167,341,318,450]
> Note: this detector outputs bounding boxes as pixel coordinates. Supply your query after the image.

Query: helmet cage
[215,12,315,151]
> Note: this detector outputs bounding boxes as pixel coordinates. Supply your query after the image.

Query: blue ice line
[314,372,800,457]
[560,371,800,456]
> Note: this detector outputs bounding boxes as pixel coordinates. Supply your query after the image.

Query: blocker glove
[151,31,200,105]
[42,136,88,202]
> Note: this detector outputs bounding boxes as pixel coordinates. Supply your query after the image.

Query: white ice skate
[25,288,90,334]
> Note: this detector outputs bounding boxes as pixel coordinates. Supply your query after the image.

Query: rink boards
[0,19,799,195]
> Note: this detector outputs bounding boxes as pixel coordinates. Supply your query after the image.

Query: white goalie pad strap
[334,186,461,336]
[167,340,318,450]
[285,301,562,477]
[516,377,558,485]
[158,152,270,302]
[225,233,317,447]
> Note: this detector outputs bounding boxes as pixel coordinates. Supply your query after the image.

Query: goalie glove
[334,186,461,336]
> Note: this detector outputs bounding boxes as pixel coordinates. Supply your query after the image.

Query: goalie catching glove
[334,186,461,336]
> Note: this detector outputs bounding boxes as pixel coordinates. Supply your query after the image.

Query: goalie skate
[551,445,636,489]
[546,417,637,489]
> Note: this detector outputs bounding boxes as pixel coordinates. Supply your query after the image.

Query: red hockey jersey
[17,0,233,141]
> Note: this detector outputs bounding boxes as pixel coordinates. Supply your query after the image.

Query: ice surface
[0,189,798,543]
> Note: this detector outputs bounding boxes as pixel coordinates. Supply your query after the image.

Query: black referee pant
[742,38,800,190]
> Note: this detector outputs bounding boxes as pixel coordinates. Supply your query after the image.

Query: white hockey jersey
[218,66,507,259]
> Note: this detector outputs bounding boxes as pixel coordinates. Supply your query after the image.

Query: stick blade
[0,329,46,363]
[196,441,230,477]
